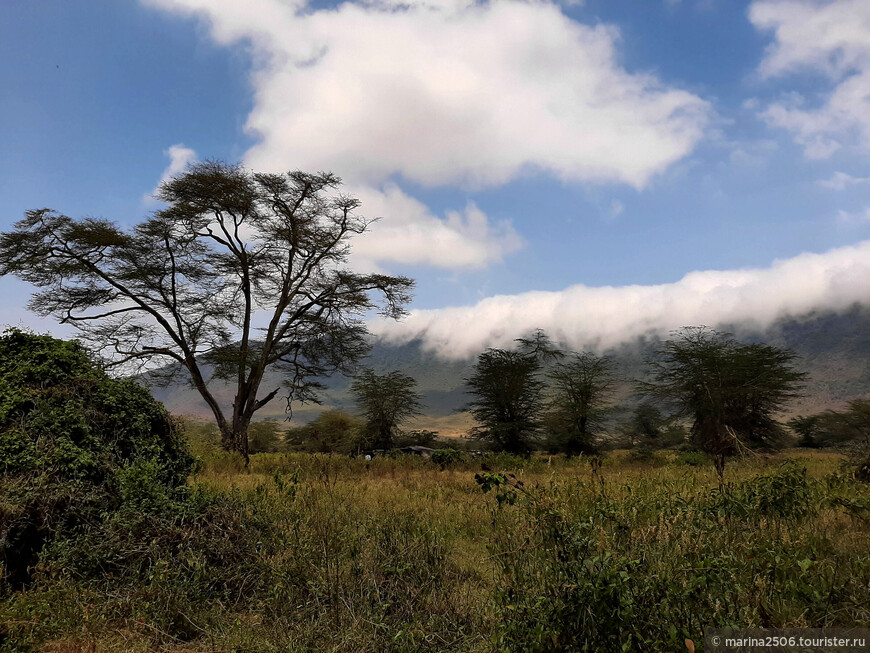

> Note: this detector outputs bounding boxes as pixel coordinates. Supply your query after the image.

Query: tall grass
[2,450,868,652]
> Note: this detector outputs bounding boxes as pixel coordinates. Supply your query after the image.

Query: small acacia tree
[350,369,423,449]
[546,352,615,456]
[0,162,413,462]
[642,327,805,478]
[787,415,823,448]
[465,347,545,455]
[624,403,669,442]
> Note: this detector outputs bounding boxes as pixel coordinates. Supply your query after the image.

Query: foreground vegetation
[2,331,869,651]
[3,446,869,652]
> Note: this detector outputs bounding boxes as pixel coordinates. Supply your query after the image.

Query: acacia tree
[618,401,685,448]
[546,352,615,456]
[0,161,413,462]
[465,348,545,455]
[350,369,423,449]
[787,415,823,448]
[642,327,805,478]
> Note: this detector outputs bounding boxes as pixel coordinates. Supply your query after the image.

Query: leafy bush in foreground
[0,329,192,590]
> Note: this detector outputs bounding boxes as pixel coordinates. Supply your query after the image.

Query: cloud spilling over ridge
[371,240,870,359]
[143,0,709,268]
[751,0,870,158]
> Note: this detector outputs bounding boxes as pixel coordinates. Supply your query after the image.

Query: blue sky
[2,0,870,357]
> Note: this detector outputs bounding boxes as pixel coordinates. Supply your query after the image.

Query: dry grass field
[3,448,869,652]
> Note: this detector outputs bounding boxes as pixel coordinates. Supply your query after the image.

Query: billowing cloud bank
[751,0,870,158]
[144,0,708,268]
[372,240,870,358]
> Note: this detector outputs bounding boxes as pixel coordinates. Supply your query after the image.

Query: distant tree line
[231,325,820,478]
[788,400,870,481]
[462,326,808,476]
[788,400,870,449]
[199,369,434,456]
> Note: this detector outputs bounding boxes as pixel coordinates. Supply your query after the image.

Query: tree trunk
[235,416,251,466]
[714,453,726,485]
[220,417,251,466]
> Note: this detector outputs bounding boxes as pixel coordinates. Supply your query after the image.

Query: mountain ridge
[145,304,870,435]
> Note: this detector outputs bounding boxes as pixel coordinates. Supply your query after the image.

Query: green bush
[247,418,284,453]
[0,329,192,590]
[430,448,466,469]
[707,462,815,522]
[627,446,665,466]
[285,410,363,453]
[674,451,709,466]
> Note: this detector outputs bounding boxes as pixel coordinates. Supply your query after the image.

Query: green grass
[2,450,868,652]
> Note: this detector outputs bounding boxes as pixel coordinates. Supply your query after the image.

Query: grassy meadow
[2,438,869,652]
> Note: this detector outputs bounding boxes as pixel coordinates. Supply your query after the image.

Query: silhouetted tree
[626,402,669,442]
[351,370,423,449]
[0,162,413,463]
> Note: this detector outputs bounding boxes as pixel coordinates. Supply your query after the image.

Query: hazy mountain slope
[145,305,870,431]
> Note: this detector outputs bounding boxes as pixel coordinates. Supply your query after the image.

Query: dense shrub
[674,451,709,467]
[430,448,466,469]
[247,418,284,453]
[0,330,192,590]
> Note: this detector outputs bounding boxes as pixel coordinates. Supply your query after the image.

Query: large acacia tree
[642,327,805,477]
[464,330,562,455]
[0,162,413,462]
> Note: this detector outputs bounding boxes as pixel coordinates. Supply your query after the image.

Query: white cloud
[143,144,197,204]
[728,138,779,167]
[608,199,625,218]
[372,240,870,358]
[144,0,708,189]
[751,0,870,79]
[820,170,870,190]
[350,184,523,269]
[143,0,709,268]
[836,207,870,223]
[750,0,870,157]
